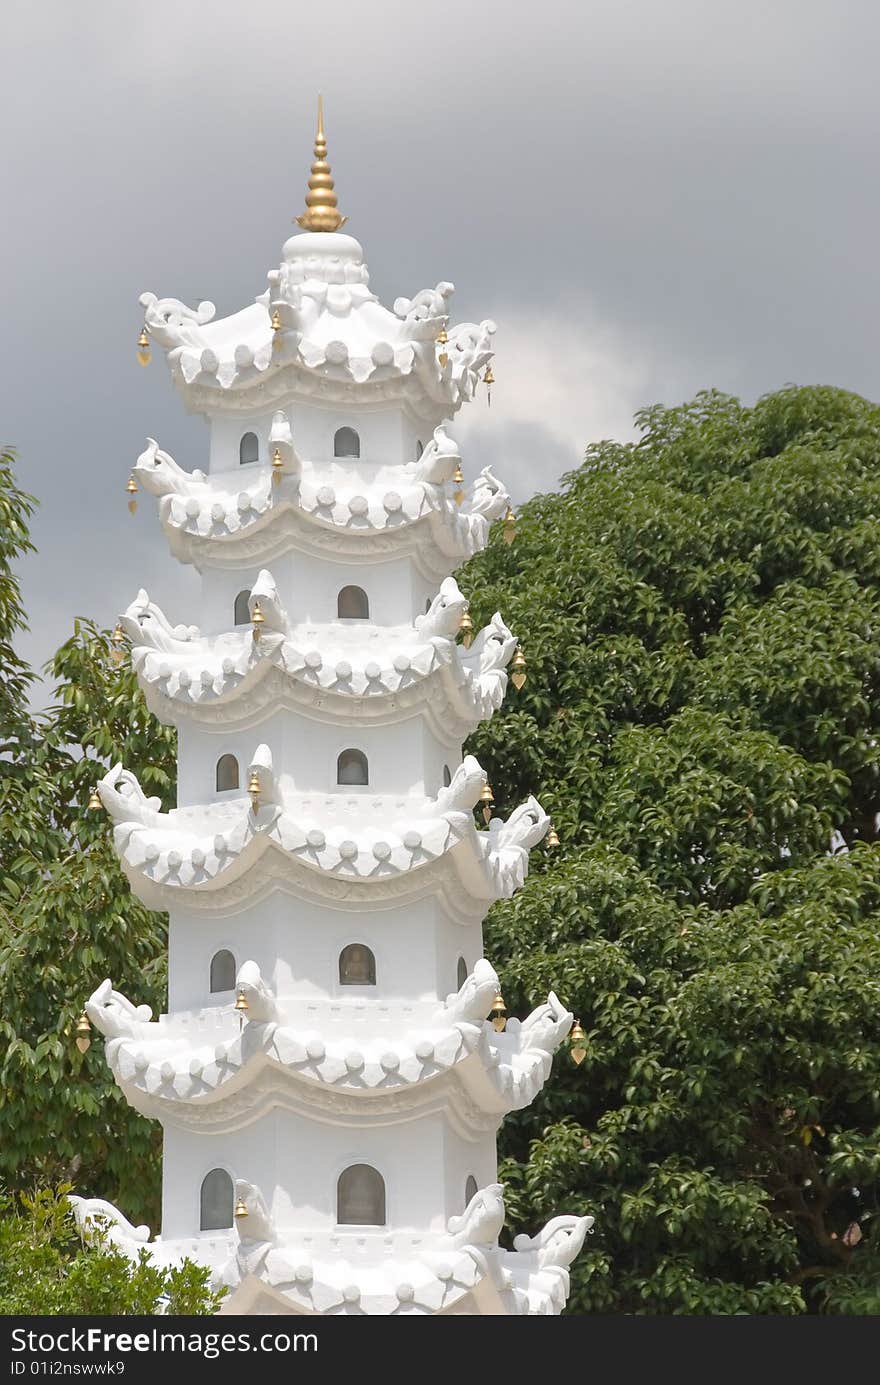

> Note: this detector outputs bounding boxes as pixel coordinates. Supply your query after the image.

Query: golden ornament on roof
[75,1012,91,1054]
[295,96,348,233]
[545,824,560,849]
[234,989,249,1014]
[251,601,265,640]
[137,326,151,368]
[502,506,516,545]
[458,610,474,648]
[490,991,507,1033]
[234,1197,249,1219]
[248,769,261,810]
[510,646,526,690]
[436,326,449,368]
[272,446,284,485]
[479,782,495,824]
[452,460,465,506]
[569,1018,587,1067]
[87,787,102,812]
[110,622,126,664]
[126,474,138,515]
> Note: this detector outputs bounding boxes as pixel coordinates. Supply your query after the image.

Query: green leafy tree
[462,385,880,1314]
[0,602,175,1224]
[0,447,36,756]
[3,387,880,1312]
[0,1186,222,1315]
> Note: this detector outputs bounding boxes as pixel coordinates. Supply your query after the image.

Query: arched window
[416,439,424,460]
[337,586,369,620]
[200,1168,234,1231]
[339,944,376,986]
[334,426,360,458]
[443,765,452,788]
[457,956,468,990]
[239,432,259,465]
[216,754,239,792]
[233,590,251,626]
[210,949,236,993]
[337,1165,385,1225]
[337,749,368,786]
[332,423,360,457]
[465,1175,478,1208]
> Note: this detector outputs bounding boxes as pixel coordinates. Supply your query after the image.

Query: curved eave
[112,825,532,919]
[146,318,493,425]
[94,1015,560,1132]
[72,1196,589,1316]
[219,1250,577,1316]
[131,637,509,737]
[154,486,492,579]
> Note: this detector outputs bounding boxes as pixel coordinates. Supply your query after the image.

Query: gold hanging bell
[126,474,138,515]
[545,824,560,849]
[479,782,495,824]
[458,611,474,649]
[484,363,494,406]
[271,308,282,350]
[272,446,284,485]
[452,461,465,507]
[75,1012,91,1054]
[569,1018,587,1067]
[87,787,102,812]
[489,991,507,1033]
[234,989,249,1014]
[137,326,151,368]
[502,506,516,545]
[110,622,126,665]
[234,1196,249,1219]
[510,646,526,690]
[436,325,449,368]
[251,601,265,641]
[248,769,261,811]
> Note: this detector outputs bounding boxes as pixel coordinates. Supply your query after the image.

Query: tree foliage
[0,609,175,1223]
[2,386,879,1312]
[0,1187,222,1315]
[461,385,880,1313]
[0,447,36,755]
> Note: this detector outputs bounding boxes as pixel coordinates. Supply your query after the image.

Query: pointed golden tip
[295,95,348,233]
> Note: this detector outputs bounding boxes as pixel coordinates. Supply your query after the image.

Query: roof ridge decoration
[139,252,496,413]
[120,575,517,733]
[132,431,510,575]
[95,754,551,908]
[70,1182,593,1316]
[84,966,574,1118]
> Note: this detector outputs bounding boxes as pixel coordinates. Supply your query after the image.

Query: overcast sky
[3,1,879,697]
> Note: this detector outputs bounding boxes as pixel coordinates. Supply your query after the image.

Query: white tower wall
[81,132,590,1314]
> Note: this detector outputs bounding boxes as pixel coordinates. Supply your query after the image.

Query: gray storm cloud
[2,0,877,691]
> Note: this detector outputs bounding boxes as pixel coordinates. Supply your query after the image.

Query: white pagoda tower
[76,104,592,1316]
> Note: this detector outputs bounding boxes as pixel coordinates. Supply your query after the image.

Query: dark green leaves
[463,385,880,1314]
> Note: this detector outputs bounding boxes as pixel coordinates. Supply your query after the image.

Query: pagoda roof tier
[121,575,516,736]
[139,232,494,423]
[96,754,550,918]
[71,1185,592,1316]
[85,968,572,1136]
[132,432,509,578]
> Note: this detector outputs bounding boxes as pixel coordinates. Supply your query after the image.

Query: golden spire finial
[295,96,348,233]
